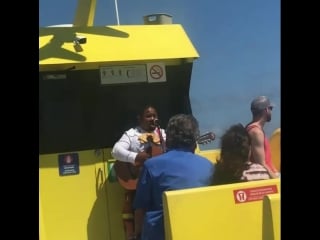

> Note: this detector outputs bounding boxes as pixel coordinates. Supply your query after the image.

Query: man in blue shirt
[132,114,215,240]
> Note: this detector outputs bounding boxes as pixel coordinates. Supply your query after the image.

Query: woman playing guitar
[111,105,166,240]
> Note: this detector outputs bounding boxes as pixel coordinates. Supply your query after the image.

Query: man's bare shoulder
[247,125,264,138]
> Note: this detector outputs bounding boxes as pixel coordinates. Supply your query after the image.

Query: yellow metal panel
[104,158,127,240]
[263,193,281,240]
[196,148,220,164]
[39,25,199,71]
[39,150,110,240]
[39,193,46,239]
[269,128,281,171]
[163,179,281,240]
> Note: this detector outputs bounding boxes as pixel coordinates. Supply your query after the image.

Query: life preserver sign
[233,185,278,203]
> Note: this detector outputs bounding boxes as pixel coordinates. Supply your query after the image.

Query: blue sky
[39,0,280,149]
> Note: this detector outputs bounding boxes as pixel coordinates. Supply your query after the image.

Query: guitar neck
[197,132,215,144]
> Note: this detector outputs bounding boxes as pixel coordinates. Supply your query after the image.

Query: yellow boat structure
[39,1,280,239]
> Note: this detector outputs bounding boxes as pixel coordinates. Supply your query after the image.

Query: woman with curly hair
[212,123,271,185]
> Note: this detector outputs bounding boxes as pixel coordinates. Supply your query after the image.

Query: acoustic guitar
[114,131,215,190]
[114,132,163,190]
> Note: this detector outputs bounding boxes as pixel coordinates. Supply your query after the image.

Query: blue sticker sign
[58,153,80,176]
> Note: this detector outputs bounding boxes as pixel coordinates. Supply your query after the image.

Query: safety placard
[233,185,278,204]
[58,153,80,176]
[147,63,167,83]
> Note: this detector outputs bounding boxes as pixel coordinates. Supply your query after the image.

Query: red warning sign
[233,185,278,204]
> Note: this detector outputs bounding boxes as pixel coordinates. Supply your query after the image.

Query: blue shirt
[133,148,215,240]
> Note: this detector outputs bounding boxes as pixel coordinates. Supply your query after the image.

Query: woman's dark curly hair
[220,123,251,161]
[165,114,200,150]
[212,123,251,185]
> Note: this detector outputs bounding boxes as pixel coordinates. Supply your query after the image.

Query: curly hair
[212,123,251,185]
[136,104,157,118]
[165,114,200,150]
[220,123,251,161]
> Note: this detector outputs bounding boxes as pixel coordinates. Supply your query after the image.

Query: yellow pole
[73,0,97,26]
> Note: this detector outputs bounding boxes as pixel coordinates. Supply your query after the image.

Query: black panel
[39,63,193,154]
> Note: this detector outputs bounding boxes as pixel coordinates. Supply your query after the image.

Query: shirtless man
[246,96,280,178]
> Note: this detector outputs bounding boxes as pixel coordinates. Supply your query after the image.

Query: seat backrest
[262,193,281,240]
[162,179,280,240]
[269,128,281,171]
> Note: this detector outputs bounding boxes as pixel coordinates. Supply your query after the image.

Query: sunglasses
[267,106,273,111]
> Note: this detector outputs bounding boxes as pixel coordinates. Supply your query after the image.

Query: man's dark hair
[165,114,200,150]
[137,104,157,117]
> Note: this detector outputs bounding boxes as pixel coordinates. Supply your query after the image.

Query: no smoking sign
[147,62,167,83]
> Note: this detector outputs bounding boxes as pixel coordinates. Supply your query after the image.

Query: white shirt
[111,127,166,164]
